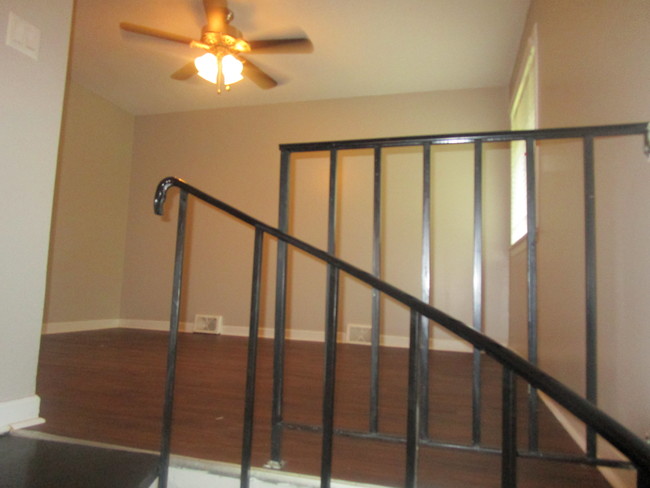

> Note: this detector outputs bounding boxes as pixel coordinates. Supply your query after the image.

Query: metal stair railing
[270,122,650,465]
[153,171,650,488]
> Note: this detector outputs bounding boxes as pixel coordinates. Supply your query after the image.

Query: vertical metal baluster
[472,140,484,446]
[321,265,340,488]
[241,229,265,488]
[158,190,188,488]
[502,368,517,488]
[269,150,291,468]
[583,135,598,458]
[370,146,382,433]
[406,309,421,488]
[320,149,339,488]
[420,143,431,440]
[328,149,338,255]
[525,137,539,452]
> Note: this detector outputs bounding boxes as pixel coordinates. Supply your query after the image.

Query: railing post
[370,146,382,434]
[583,135,598,458]
[419,143,431,440]
[502,367,517,488]
[406,309,422,488]
[158,189,188,488]
[268,150,291,469]
[525,137,539,452]
[327,149,338,255]
[321,265,340,488]
[320,149,339,488]
[472,140,484,446]
[241,229,265,488]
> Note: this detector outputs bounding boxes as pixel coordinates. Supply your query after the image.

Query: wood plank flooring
[31,329,614,487]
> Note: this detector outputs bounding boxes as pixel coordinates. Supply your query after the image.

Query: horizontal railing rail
[278,122,650,153]
[154,175,650,488]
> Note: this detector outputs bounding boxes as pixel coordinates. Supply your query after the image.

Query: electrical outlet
[193,314,223,335]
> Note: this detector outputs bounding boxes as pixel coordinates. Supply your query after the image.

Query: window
[510,28,538,245]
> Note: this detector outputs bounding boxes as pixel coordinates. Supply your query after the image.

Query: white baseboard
[430,337,473,353]
[379,334,473,353]
[215,325,471,352]
[120,319,193,333]
[221,325,330,343]
[538,392,631,488]
[42,319,120,334]
[0,395,44,434]
[41,319,473,352]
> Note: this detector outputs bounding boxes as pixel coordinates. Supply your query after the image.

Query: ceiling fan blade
[248,38,314,54]
[120,22,196,46]
[203,0,231,32]
[171,61,198,80]
[241,58,278,89]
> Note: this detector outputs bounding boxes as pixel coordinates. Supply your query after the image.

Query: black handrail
[278,122,650,152]
[154,175,650,487]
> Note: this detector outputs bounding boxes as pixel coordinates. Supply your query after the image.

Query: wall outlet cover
[6,12,40,60]
[193,315,223,335]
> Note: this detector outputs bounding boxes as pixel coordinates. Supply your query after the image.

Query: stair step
[0,432,158,488]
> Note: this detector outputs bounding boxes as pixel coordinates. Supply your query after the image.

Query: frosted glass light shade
[194,53,243,85]
[221,54,244,84]
[195,53,218,83]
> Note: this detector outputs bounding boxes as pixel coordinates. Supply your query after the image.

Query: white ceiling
[69,0,531,115]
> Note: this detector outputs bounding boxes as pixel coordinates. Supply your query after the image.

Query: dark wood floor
[0,433,158,488]
[31,329,612,487]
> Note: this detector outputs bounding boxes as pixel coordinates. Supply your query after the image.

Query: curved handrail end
[154,177,184,216]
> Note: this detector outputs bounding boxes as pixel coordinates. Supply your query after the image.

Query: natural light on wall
[510,28,538,245]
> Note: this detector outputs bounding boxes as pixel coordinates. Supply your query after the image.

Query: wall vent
[347,324,372,345]
[193,314,223,335]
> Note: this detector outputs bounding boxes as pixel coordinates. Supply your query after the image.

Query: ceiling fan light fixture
[194,52,243,88]
[120,1,313,93]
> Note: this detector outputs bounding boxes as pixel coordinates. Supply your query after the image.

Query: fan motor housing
[201,26,248,52]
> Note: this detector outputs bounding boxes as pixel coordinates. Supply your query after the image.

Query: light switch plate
[6,12,40,60]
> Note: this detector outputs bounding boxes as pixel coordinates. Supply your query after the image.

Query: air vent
[347,324,372,345]
[193,314,223,334]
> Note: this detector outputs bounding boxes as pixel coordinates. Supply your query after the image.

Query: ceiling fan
[120,0,313,93]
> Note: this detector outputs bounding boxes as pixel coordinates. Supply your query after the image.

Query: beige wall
[44,82,134,324]
[509,0,650,464]
[287,141,511,345]
[121,87,511,345]
[0,0,72,425]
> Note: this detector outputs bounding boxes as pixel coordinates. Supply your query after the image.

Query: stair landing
[0,431,158,488]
